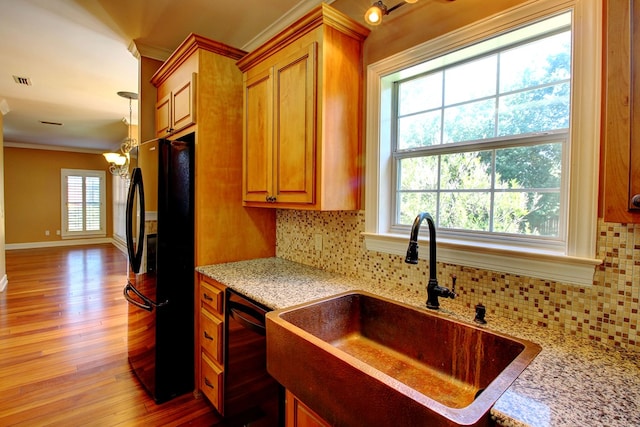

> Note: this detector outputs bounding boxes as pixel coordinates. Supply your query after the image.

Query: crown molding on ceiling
[4,141,106,155]
[241,0,335,52]
[128,40,174,62]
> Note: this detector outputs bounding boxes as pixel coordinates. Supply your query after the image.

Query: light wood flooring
[0,244,221,426]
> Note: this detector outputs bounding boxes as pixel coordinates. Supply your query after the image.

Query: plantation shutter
[61,169,106,238]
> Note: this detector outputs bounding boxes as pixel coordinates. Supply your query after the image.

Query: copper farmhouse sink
[266,291,541,427]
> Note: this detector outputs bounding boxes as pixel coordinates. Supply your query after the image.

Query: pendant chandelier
[103,91,138,179]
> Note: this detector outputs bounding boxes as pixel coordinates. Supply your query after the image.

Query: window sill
[362,232,602,286]
[61,232,107,240]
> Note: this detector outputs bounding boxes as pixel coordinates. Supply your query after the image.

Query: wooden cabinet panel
[200,279,223,314]
[154,73,196,137]
[172,76,195,131]
[286,390,330,427]
[200,308,223,363]
[243,69,273,203]
[196,275,226,412]
[201,352,223,412]
[155,93,171,136]
[601,0,640,222]
[273,44,316,205]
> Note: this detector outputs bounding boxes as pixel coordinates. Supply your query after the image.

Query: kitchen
[2,0,640,426]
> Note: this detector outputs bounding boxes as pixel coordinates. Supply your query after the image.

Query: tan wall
[0,112,5,286]
[4,147,113,244]
[139,56,163,144]
[333,0,528,66]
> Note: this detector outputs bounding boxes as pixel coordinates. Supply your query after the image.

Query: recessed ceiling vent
[13,75,32,86]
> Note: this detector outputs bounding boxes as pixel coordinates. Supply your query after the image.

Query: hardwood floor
[0,244,221,426]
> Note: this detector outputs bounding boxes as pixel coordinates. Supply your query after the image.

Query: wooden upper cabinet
[601,0,640,222]
[154,73,196,137]
[238,4,370,210]
[151,34,245,139]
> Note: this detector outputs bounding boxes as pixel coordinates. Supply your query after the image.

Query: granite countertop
[196,257,640,427]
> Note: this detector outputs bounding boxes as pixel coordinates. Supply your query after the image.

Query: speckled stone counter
[196,257,640,427]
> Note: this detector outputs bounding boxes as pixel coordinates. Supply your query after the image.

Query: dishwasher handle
[123,281,168,312]
[228,301,266,336]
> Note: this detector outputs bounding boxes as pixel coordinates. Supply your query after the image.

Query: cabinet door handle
[203,293,213,301]
[204,378,214,389]
[632,194,640,208]
[203,331,214,341]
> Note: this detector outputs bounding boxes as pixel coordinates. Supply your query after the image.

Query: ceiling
[0,0,340,153]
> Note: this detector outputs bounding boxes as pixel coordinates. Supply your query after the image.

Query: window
[364,0,602,285]
[61,169,106,238]
[394,13,570,252]
[112,174,129,246]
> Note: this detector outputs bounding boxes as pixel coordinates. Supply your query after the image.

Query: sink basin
[266,291,541,426]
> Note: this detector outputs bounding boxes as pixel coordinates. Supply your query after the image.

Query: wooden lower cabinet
[196,275,226,414]
[200,352,223,409]
[286,390,330,427]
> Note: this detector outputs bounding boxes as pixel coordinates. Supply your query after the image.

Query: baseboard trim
[0,274,7,293]
[111,236,127,255]
[6,238,113,251]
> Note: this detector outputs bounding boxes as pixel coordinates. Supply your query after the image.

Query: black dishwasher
[224,289,283,426]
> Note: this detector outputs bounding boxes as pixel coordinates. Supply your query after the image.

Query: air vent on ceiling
[13,75,32,86]
[40,121,63,126]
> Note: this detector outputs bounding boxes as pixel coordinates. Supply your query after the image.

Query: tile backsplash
[275,210,640,351]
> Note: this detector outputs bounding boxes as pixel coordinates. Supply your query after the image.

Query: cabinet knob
[265,196,277,203]
[203,331,214,341]
[203,293,213,301]
[632,194,640,209]
[204,378,214,389]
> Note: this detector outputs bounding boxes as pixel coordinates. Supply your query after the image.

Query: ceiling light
[365,1,388,25]
[365,0,418,26]
[104,91,138,180]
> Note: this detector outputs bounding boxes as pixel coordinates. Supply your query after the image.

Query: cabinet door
[155,74,196,137]
[286,390,330,427]
[602,0,640,222]
[273,43,317,204]
[243,68,273,203]
[201,352,223,412]
[172,73,196,132]
[200,308,223,363]
[155,93,171,136]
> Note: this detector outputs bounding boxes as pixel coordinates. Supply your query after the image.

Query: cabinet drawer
[200,280,223,313]
[201,352,223,412]
[200,308,223,362]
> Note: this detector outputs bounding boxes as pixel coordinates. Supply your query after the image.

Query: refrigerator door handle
[126,167,145,274]
[123,281,168,312]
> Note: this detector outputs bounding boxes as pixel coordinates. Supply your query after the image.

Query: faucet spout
[405,212,455,310]
[405,212,437,280]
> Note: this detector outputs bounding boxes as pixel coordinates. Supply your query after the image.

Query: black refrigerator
[123,133,195,403]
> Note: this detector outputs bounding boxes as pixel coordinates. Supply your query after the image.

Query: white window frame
[61,168,107,239]
[363,0,602,286]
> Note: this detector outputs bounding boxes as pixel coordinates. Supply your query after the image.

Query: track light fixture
[365,0,418,26]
